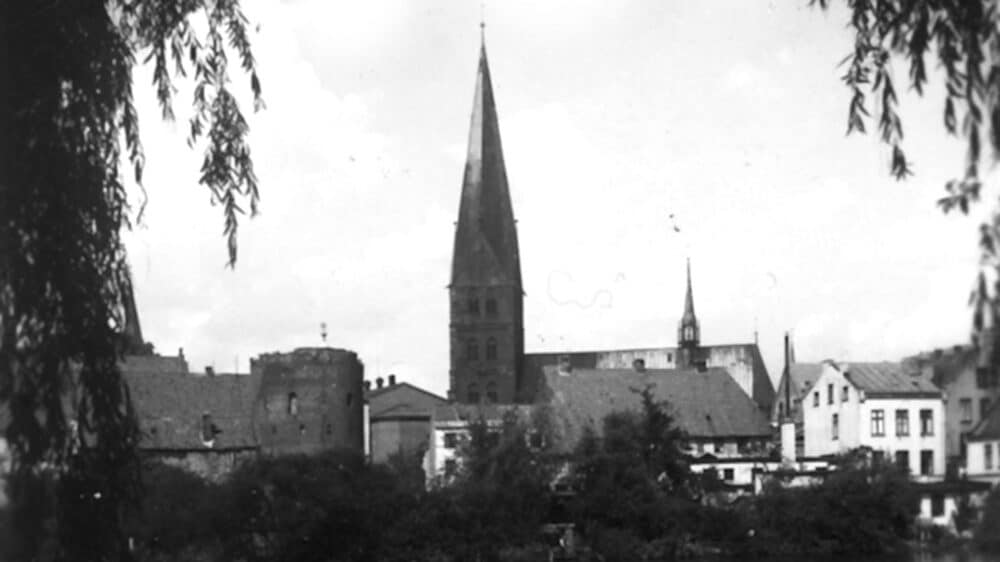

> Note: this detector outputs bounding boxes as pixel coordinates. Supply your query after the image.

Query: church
[447,36,775,412]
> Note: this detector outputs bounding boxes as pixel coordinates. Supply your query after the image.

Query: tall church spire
[678,258,700,365]
[450,39,521,289]
[448,36,524,404]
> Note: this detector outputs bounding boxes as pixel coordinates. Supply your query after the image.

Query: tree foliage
[2,0,261,559]
[812,0,999,366]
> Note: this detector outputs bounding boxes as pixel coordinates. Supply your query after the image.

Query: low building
[967,399,1000,486]
[365,375,447,465]
[425,403,535,484]
[803,361,946,479]
[905,345,1000,470]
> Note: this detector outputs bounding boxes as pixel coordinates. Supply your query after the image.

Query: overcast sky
[123,0,992,395]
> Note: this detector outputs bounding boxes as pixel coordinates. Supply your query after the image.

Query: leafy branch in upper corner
[812,0,999,366]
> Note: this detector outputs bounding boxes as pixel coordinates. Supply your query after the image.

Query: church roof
[450,43,522,288]
[537,366,772,453]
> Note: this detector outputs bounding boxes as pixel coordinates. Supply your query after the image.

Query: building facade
[905,345,1000,468]
[803,361,946,478]
[366,377,448,464]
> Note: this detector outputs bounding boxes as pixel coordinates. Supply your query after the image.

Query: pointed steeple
[448,36,525,404]
[678,258,700,349]
[450,39,521,289]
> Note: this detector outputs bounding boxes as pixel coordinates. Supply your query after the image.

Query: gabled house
[365,376,448,465]
[803,361,946,479]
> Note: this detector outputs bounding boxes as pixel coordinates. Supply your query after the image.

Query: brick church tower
[448,35,524,404]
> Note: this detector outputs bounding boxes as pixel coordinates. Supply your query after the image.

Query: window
[466,338,479,360]
[813,391,819,407]
[831,413,839,440]
[444,459,457,477]
[527,430,545,450]
[485,337,497,360]
[976,367,999,389]
[467,298,480,315]
[485,298,497,316]
[871,409,885,437]
[920,409,934,436]
[920,450,934,476]
[828,383,834,404]
[895,409,909,436]
[468,384,480,403]
[960,398,973,424]
[982,398,993,421]
[872,451,885,466]
[299,423,306,435]
[201,414,215,443]
[288,392,298,416]
[986,443,994,471]
[723,468,734,481]
[895,450,910,472]
[486,381,498,404]
[842,385,849,402]
[346,392,353,407]
[444,432,459,449]
[931,494,944,517]
[667,352,673,362]
[325,423,332,435]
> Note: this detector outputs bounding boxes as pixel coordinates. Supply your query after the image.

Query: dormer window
[201,414,219,446]
[485,298,498,316]
[485,337,497,360]
[288,392,299,416]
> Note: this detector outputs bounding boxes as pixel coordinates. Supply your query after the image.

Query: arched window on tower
[486,381,498,404]
[486,337,497,360]
[466,338,479,360]
[288,392,299,416]
[485,298,498,316]
[684,327,694,341]
[468,383,481,404]
[468,298,480,316]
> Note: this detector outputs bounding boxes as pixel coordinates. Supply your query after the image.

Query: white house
[803,361,946,479]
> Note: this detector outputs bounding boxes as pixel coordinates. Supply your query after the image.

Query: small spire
[480,1,486,44]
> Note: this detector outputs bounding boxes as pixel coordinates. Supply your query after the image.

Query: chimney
[178,347,185,359]
[363,380,372,392]
[376,377,384,389]
[557,355,572,376]
[632,358,646,373]
[205,366,215,376]
[388,374,397,386]
[780,332,796,465]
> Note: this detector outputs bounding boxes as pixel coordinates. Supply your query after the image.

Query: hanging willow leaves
[2,0,262,559]
[812,0,1000,370]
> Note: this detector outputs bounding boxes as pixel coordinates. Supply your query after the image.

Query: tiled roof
[789,363,824,397]
[841,362,940,397]
[904,346,977,388]
[125,370,261,451]
[538,366,772,452]
[970,399,1000,441]
[432,403,533,424]
[122,354,189,374]
[366,382,448,418]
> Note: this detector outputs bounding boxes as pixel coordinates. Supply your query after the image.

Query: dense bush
[975,487,1000,553]
[740,453,917,557]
